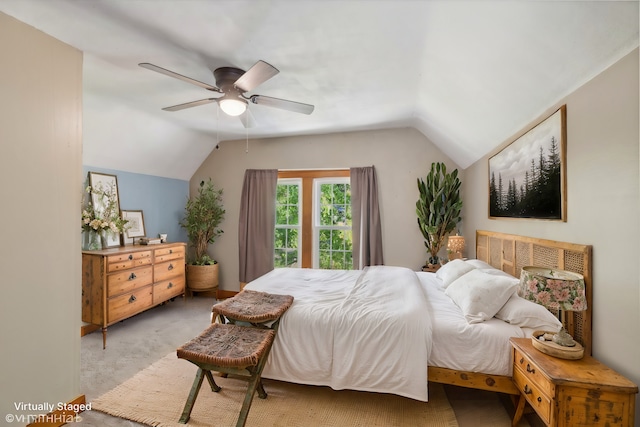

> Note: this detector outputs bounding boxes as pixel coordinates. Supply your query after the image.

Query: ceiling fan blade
[238,109,256,128]
[162,98,218,112]
[234,60,279,92]
[139,63,221,92]
[249,95,315,115]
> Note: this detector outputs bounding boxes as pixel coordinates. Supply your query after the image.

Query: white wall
[0,11,82,420]
[462,48,639,423]
[192,127,456,291]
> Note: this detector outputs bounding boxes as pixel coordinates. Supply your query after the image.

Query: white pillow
[464,259,494,270]
[445,269,518,323]
[478,268,516,278]
[495,294,562,332]
[435,259,476,288]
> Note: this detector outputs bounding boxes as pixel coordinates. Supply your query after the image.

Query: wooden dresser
[510,337,637,427]
[82,242,186,348]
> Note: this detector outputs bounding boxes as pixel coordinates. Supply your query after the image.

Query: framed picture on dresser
[88,171,123,247]
[122,210,145,244]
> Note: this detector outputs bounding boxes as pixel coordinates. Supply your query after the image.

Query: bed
[242,230,593,399]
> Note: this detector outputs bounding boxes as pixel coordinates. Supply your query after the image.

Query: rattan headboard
[476,230,593,355]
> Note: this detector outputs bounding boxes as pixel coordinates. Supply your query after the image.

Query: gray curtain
[238,169,278,284]
[350,166,384,269]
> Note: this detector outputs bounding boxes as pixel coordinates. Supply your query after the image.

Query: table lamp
[447,235,465,260]
[519,266,586,359]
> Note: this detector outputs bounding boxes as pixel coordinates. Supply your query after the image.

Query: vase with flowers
[81,182,128,250]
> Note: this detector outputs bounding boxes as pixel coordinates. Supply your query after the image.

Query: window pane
[274,228,286,248]
[319,250,331,269]
[331,230,342,250]
[274,249,287,268]
[275,181,301,269]
[334,183,346,204]
[287,205,299,225]
[319,229,331,249]
[276,205,287,225]
[334,205,346,225]
[276,185,288,203]
[287,185,298,204]
[286,228,298,248]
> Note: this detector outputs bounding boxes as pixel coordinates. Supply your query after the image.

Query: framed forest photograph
[489,105,567,221]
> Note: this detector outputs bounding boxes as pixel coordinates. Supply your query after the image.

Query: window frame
[274,178,302,268]
[312,177,352,269]
[277,170,350,268]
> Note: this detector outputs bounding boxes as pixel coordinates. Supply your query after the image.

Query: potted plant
[416,162,463,268]
[180,178,225,293]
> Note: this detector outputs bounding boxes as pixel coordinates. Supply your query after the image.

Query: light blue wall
[83,166,189,244]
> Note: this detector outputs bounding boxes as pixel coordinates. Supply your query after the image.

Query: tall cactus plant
[416,162,463,265]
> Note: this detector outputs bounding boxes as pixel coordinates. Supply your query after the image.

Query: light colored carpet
[93,352,459,427]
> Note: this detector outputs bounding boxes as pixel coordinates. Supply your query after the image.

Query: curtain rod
[278,167,374,171]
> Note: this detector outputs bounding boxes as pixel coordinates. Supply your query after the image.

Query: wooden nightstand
[510,338,637,427]
[422,264,441,273]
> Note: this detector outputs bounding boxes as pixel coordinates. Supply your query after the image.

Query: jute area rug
[93,352,459,427]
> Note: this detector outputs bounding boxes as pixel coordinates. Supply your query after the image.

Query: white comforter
[245,266,433,401]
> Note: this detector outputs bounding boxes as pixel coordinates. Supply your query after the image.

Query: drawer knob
[168,282,173,289]
[128,254,133,260]
[519,357,524,364]
[526,364,535,374]
[169,249,173,254]
[524,384,532,395]
[128,295,136,303]
[537,397,542,403]
[168,264,174,271]
[129,273,137,280]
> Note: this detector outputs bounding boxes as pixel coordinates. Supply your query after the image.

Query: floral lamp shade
[519,266,587,312]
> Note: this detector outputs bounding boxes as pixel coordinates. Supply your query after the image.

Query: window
[274,179,301,268]
[314,178,352,269]
[275,170,352,269]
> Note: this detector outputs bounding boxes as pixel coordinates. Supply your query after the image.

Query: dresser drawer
[154,260,185,282]
[153,276,185,304]
[107,266,153,297]
[107,285,153,324]
[514,348,553,396]
[107,251,152,272]
[556,386,635,427]
[513,367,552,424]
[154,246,185,263]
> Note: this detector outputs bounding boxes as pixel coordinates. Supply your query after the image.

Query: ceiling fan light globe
[219,98,247,116]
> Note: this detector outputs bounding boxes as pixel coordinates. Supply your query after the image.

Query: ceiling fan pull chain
[245,123,249,153]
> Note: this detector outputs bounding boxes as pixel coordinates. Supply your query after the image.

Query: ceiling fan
[139,60,314,127]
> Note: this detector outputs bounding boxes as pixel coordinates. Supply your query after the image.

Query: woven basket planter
[186,263,219,292]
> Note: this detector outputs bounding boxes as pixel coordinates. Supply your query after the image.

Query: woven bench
[212,290,294,330]
[177,323,276,426]
[178,290,293,426]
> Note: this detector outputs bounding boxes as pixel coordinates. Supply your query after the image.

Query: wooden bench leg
[180,368,209,424]
[204,370,221,392]
[236,369,262,427]
[256,379,267,399]
[235,344,274,427]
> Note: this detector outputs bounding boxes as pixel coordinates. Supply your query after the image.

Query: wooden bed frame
[428,230,593,395]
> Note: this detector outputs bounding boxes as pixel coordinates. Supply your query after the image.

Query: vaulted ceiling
[1,1,638,180]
